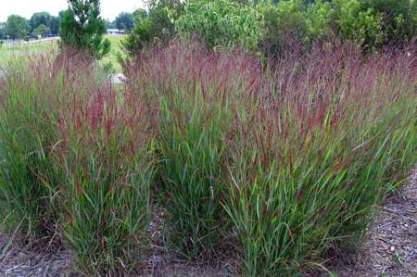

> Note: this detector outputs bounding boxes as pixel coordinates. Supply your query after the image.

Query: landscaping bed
[0,42,416,275]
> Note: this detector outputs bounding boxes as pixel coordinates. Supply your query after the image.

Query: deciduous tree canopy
[114,12,134,31]
[5,15,29,39]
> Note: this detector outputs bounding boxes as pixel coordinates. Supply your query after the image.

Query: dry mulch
[0,209,237,277]
[335,169,417,276]
[1,170,417,276]
[0,234,74,277]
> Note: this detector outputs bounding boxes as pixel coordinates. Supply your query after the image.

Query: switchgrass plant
[56,81,155,275]
[1,41,416,276]
[52,56,155,274]
[225,45,417,275]
[0,53,156,275]
[157,88,231,258]
[128,41,417,274]
[0,59,62,242]
[127,42,261,259]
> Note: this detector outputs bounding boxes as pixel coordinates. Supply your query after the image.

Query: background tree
[105,19,115,29]
[5,15,29,39]
[123,0,184,55]
[58,10,67,23]
[176,0,262,50]
[363,0,417,44]
[0,23,6,39]
[173,0,416,56]
[32,24,51,38]
[114,12,134,31]
[332,0,383,49]
[29,12,59,35]
[133,8,147,20]
[28,12,62,36]
[60,0,110,59]
[48,16,60,35]
[29,12,51,31]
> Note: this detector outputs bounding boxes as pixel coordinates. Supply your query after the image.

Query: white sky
[0,0,146,22]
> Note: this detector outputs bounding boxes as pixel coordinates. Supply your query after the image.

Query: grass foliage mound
[1,42,416,275]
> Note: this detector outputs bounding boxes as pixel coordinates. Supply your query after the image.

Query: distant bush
[171,0,417,55]
[364,0,417,44]
[121,0,416,57]
[332,0,383,49]
[259,0,308,55]
[305,0,334,42]
[32,24,50,38]
[176,0,263,51]
[122,0,183,55]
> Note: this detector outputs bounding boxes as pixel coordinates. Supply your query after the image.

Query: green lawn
[0,35,126,72]
[102,35,127,73]
[0,39,58,67]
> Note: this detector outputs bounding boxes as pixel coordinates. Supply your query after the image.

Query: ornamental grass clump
[225,45,417,275]
[0,53,156,275]
[0,58,64,242]
[127,41,417,274]
[127,41,262,259]
[1,40,416,276]
[55,68,155,274]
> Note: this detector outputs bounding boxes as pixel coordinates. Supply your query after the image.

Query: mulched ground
[1,169,416,276]
[335,168,417,277]
[0,235,74,277]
